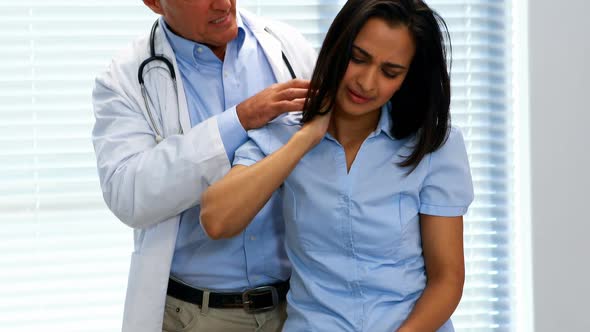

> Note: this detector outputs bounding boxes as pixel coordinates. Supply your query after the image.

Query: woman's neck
[328,108,381,147]
[328,107,381,172]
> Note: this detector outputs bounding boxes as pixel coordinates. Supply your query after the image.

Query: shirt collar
[372,102,395,140]
[159,13,246,64]
[234,13,246,51]
[324,103,394,143]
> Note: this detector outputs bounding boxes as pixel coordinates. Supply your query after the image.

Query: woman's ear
[143,0,164,15]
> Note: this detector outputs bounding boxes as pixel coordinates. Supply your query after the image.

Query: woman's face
[334,18,416,117]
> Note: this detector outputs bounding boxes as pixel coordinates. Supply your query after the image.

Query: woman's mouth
[347,88,371,104]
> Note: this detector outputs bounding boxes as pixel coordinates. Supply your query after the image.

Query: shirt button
[250,236,257,241]
[197,47,203,53]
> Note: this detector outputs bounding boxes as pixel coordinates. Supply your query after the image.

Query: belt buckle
[242,285,279,313]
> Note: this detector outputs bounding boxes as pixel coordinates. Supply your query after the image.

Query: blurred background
[0,0,588,331]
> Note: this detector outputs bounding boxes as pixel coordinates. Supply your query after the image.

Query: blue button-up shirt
[161,13,289,291]
[234,105,474,331]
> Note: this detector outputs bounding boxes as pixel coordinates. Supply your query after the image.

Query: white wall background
[529,0,590,331]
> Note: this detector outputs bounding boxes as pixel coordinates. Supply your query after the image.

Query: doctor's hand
[236,79,310,131]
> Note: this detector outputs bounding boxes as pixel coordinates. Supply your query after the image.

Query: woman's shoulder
[440,126,467,152]
[448,125,464,138]
[424,125,470,173]
[268,111,304,127]
[246,112,303,154]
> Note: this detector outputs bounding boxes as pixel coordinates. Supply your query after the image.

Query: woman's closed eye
[350,55,366,64]
[382,70,400,79]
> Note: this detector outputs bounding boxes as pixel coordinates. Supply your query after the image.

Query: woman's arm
[200,113,331,239]
[397,214,465,332]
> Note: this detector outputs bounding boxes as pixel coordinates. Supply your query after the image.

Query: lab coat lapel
[258,32,291,82]
[154,20,192,135]
[243,13,292,83]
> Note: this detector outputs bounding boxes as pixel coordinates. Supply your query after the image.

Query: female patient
[201,0,474,331]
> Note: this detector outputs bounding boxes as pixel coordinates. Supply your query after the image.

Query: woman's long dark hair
[302,0,452,169]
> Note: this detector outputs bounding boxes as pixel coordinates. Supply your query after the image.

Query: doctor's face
[145,0,238,54]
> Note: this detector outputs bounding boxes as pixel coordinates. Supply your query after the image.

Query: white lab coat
[92,10,316,332]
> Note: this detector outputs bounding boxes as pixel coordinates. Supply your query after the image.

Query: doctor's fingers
[277,79,310,90]
[273,98,306,114]
[275,87,309,102]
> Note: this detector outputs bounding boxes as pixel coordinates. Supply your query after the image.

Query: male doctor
[91,0,315,331]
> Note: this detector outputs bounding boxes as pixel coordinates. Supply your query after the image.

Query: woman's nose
[356,67,377,93]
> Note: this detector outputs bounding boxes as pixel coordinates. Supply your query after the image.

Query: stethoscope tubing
[138,19,296,143]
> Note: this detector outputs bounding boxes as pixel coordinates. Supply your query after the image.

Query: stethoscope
[138,19,297,143]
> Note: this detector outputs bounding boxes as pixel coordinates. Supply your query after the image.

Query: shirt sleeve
[216,106,248,161]
[233,127,268,167]
[419,127,474,217]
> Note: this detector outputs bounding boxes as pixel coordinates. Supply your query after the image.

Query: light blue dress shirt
[234,104,474,331]
[161,14,290,290]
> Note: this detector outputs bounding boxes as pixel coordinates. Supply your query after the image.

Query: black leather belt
[166,278,289,313]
